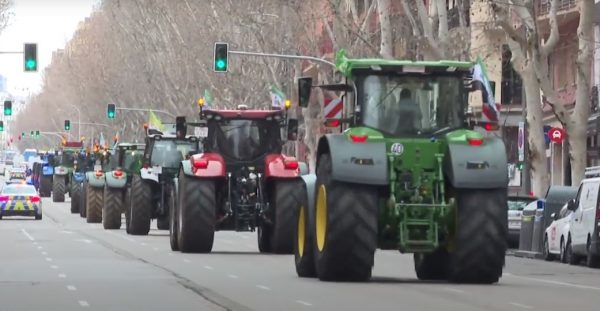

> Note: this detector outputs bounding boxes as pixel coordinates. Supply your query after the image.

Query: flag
[148,111,165,132]
[472,58,499,122]
[204,89,213,108]
[270,85,286,108]
[99,132,106,147]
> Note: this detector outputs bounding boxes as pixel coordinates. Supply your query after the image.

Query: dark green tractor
[293,50,508,284]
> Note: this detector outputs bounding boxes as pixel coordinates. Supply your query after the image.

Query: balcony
[537,0,577,15]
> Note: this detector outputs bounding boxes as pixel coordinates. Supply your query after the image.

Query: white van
[565,166,600,267]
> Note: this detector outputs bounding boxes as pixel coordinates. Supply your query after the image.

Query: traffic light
[213,42,228,72]
[22,132,26,138]
[24,43,37,72]
[35,130,40,138]
[64,119,71,131]
[30,130,34,137]
[0,121,3,131]
[107,104,116,119]
[517,162,524,171]
[4,100,12,116]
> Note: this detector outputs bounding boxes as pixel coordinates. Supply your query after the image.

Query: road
[1,197,600,311]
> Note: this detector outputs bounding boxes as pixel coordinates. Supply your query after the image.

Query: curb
[510,250,544,260]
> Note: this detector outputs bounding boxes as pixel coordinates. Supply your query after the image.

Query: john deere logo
[391,143,404,155]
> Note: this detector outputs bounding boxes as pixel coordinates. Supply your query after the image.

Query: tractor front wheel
[448,189,507,284]
[40,176,52,197]
[313,153,378,282]
[294,186,316,278]
[414,248,449,280]
[267,180,299,254]
[70,182,81,214]
[128,175,152,235]
[79,182,88,218]
[102,186,123,229]
[52,176,66,202]
[177,171,215,253]
[86,186,103,223]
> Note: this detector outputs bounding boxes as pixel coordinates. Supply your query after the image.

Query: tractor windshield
[58,150,77,167]
[358,73,465,136]
[122,150,143,173]
[150,139,197,169]
[207,119,282,162]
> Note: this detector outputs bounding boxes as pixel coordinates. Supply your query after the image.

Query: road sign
[548,127,565,143]
[518,121,524,161]
[324,97,343,119]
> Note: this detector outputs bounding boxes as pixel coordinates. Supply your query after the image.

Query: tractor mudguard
[318,134,389,186]
[140,167,159,183]
[105,171,127,188]
[444,137,509,189]
[180,160,193,176]
[54,166,69,176]
[85,171,106,188]
[42,166,54,176]
[264,154,301,179]
[189,153,226,178]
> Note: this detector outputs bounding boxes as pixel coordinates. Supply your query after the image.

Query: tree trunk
[376,0,393,59]
[523,65,550,196]
[569,0,594,185]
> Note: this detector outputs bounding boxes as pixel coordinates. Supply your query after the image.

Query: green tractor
[52,141,84,203]
[293,50,508,284]
[102,143,144,230]
[84,147,113,223]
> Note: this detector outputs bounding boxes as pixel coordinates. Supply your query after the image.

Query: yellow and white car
[0,183,42,220]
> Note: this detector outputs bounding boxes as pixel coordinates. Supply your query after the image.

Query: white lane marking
[50,265,59,269]
[58,273,67,278]
[77,239,92,244]
[443,287,465,294]
[153,247,159,251]
[204,265,214,270]
[33,241,38,245]
[46,257,53,262]
[168,252,174,256]
[37,246,43,250]
[61,230,74,234]
[21,228,35,241]
[140,242,147,246]
[78,300,90,307]
[505,273,600,291]
[296,300,313,307]
[256,285,271,291]
[67,285,77,291]
[509,302,534,309]
[41,251,48,255]
[183,259,191,263]
[228,274,239,279]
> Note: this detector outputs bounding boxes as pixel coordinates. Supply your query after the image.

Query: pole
[522,86,531,194]
[229,50,336,68]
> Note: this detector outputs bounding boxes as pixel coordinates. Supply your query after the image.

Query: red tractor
[171,105,305,254]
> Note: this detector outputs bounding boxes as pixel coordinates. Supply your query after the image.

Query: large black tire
[86,186,103,223]
[125,187,132,233]
[40,176,52,197]
[414,248,449,280]
[294,186,317,278]
[80,182,88,218]
[70,182,82,214]
[103,186,123,230]
[157,215,169,230]
[313,153,378,282]
[177,171,215,253]
[257,224,271,253]
[52,176,66,202]
[586,238,600,268]
[128,175,152,235]
[543,235,556,261]
[566,237,579,265]
[447,189,507,284]
[169,182,179,251]
[267,180,300,254]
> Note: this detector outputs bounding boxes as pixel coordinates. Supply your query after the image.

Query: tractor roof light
[197,97,205,107]
[284,100,292,109]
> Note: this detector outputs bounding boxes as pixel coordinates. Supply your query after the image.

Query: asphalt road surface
[1,196,599,311]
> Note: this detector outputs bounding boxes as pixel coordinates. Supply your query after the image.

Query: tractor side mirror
[298,77,313,108]
[287,119,299,141]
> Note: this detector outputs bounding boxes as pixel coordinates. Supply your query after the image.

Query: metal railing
[537,0,577,15]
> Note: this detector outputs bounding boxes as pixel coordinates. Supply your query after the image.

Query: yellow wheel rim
[297,206,306,257]
[316,185,327,252]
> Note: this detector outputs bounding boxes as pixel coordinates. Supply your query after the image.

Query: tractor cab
[143,125,200,178]
[114,143,145,175]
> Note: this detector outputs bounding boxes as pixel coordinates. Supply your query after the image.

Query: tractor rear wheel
[448,189,507,284]
[102,186,123,230]
[52,176,66,202]
[267,180,299,254]
[70,182,81,214]
[294,186,317,278]
[177,171,215,253]
[313,153,378,282]
[414,248,449,280]
[128,175,152,235]
[86,186,103,223]
[80,182,88,218]
[40,176,52,197]
[169,183,179,251]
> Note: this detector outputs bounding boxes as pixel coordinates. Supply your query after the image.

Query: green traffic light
[216,59,226,70]
[25,59,36,70]
[108,111,115,119]
[4,108,11,116]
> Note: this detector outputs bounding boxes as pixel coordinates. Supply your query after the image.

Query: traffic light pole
[67,104,82,139]
[115,107,175,118]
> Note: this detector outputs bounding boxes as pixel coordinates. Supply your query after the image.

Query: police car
[0,183,42,220]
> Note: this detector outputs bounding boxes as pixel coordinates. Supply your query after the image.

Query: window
[501,45,523,105]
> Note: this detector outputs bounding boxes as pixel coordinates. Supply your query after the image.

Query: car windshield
[2,185,37,196]
[151,139,196,169]
[357,73,465,136]
[207,119,282,162]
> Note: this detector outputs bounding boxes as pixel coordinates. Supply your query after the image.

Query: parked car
[508,195,537,247]
[564,166,600,268]
[543,203,573,262]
